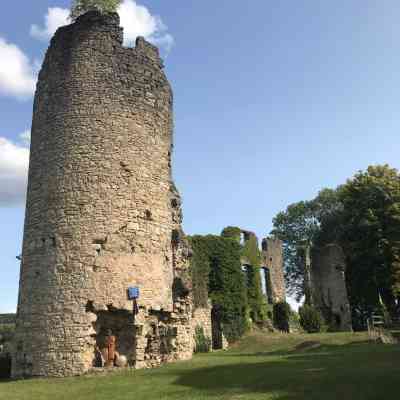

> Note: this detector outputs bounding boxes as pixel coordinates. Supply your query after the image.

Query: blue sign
[128,287,140,300]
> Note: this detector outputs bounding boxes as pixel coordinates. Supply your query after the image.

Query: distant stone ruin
[261,237,286,304]
[13,11,194,378]
[311,244,352,331]
[240,230,286,305]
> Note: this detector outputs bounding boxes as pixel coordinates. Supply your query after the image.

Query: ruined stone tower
[261,237,286,303]
[13,12,193,378]
[311,244,352,331]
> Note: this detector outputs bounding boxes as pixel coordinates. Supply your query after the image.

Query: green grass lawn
[1,331,399,400]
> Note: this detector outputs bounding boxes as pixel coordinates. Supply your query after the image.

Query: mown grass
[0,331,399,400]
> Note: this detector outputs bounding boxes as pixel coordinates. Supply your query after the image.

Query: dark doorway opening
[94,308,136,367]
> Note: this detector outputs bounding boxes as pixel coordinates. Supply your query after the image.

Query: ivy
[189,235,248,342]
[222,226,267,324]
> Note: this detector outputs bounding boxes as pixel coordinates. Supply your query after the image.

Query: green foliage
[289,310,302,332]
[299,304,324,333]
[273,301,291,332]
[189,235,248,342]
[70,0,122,20]
[271,189,341,300]
[338,165,400,318]
[221,226,242,243]
[272,164,400,320]
[223,227,267,324]
[188,237,210,308]
[193,326,211,353]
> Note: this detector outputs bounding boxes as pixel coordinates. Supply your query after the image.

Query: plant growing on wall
[71,0,122,20]
[193,326,212,353]
[222,227,267,324]
[189,235,248,342]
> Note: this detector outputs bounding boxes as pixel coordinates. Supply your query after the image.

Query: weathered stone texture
[261,237,286,303]
[191,303,212,349]
[13,11,193,378]
[311,244,352,331]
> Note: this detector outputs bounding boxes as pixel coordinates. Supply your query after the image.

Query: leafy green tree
[271,188,341,300]
[272,164,400,320]
[338,165,400,318]
[71,0,122,20]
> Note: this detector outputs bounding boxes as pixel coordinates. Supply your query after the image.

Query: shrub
[289,310,302,332]
[299,304,324,333]
[273,301,291,332]
[71,0,122,20]
[194,326,211,353]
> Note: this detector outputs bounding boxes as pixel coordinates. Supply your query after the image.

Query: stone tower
[13,12,193,378]
[311,244,352,331]
[261,237,286,303]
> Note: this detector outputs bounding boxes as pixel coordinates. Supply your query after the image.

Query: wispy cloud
[0,134,30,207]
[30,7,71,41]
[118,0,174,52]
[19,130,31,146]
[0,38,36,99]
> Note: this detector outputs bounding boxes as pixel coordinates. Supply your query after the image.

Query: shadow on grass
[174,342,400,400]
[226,340,374,358]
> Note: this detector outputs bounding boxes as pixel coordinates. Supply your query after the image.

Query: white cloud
[30,7,71,41]
[0,38,36,99]
[30,1,174,52]
[19,130,31,146]
[118,0,174,51]
[0,136,29,207]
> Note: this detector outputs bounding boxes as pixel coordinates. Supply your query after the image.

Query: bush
[299,304,324,333]
[289,310,302,333]
[194,326,211,353]
[273,301,291,332]
[71,0,122,20]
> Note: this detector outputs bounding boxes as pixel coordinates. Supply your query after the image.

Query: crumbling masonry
[311,244,352,331]
[261,237,286,304]
[12,12,194,378]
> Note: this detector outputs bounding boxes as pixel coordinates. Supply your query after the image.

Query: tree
[70,0,122,20]
[271,189,341,300]
[338,165,400,318]
[272,164,400,320]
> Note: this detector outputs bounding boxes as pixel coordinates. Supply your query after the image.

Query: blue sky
[1,1,400,313]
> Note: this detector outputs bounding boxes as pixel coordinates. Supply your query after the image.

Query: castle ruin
[311,244,352,331]
[261,237,286,304]
[13,12,194,378]
[239,230,286,305]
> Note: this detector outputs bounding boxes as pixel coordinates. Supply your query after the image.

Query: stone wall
[13,11,193,378]
[261,237,286,303]
[191,304,212,348]
[311,244,352,331]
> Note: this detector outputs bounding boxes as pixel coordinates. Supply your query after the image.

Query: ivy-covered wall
[189,235,248,342]
[222,227,267,323]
